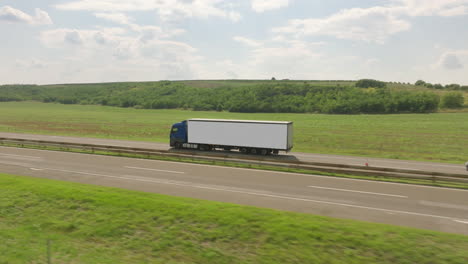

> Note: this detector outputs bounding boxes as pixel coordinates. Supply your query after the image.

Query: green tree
[440,92,464,108]
[355,79,386,88]
[415,80,426,86]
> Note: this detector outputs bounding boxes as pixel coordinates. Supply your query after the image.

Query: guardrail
[1,137,467,184]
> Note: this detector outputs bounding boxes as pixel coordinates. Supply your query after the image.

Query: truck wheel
[174,142,181,149]
[200,145,213,151]
[250,148,257,155]
[240,147,248,154]
[272,150,279,155]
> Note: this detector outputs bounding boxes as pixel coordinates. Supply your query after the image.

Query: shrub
[415,80,426,86]
[440,92,464,108]
[355,79,386,88]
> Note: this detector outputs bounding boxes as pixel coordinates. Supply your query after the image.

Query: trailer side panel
[187,119,290,150]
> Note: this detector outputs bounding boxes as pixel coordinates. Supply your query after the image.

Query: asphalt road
[0,132,466,174]
[1,146,467,235]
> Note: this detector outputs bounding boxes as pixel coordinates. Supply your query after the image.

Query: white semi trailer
[169,118,293,155]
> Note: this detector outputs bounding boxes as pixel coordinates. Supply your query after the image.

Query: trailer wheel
[240,147,248,154]
[250,148,257,155]
[272,150,279,155]
[199,145,211,151]
[260,149,268,155]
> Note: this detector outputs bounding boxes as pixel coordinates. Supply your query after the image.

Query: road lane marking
[8,146,462,193]
[419,200,468,211]
[154,161,468,192]
[124,166,185,174]
[30,168,44,171]
[38,167,468,223]
[307,185,407,198]
[454,220,468,224]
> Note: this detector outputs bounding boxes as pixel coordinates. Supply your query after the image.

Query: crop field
[1,173,467,264]
[0,101,467,163]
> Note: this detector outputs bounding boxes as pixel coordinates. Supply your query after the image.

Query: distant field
[1,173,467,264]
[0,102,467,163]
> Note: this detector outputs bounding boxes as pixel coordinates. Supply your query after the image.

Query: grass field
[1,173,467,264]
[0,102,467,163]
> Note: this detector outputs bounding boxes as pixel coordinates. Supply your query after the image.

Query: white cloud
[251,0,289,13]
[56,0,241,22]
[94,12,132,25]
[233,36,261,47]
[39,25,203,81]
[236,40,323,79]
[0,6,52,25]
[396,0,468,17]
[273,7,411,44]
[435,50,468,70]
[271,0,468,44]
[16,58,48,69]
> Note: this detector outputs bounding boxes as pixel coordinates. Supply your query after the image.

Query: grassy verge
[1,173,467,264]
[1,102,467,163]
[2,141,467,190]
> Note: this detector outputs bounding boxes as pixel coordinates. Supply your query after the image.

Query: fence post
[47,239,52,264]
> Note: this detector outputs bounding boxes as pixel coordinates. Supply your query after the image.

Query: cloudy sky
[1,0,467,85]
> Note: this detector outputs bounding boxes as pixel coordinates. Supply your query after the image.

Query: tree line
[414,80,468,91]
[0,80,464,114]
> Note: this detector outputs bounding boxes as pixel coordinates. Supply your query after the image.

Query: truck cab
[169,120,187,148]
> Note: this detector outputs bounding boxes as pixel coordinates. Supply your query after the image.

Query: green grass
[1,173,467,264]
[0,101,467,163]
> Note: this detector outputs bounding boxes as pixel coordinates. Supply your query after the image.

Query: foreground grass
[1,173,467,264]
[0,102,467,163]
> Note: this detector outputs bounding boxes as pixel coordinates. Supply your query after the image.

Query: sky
[1,0,468,85]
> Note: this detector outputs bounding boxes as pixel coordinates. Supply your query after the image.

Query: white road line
[454,220,468,224]
[124,166,185,174]
[307,185,408,198]
[419,200,468,211]
[38,167,467,223]
[30,168,44,171]
[124,158,468,192]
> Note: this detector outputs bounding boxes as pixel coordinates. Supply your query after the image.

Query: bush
[415,80,426,86]
[1,81,443,114]
[445,83,461,90]
[355,79,386,88]
[440,92,464,108]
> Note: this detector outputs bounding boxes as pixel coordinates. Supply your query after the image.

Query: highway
[1,145,467,235]
[0,132,466,174]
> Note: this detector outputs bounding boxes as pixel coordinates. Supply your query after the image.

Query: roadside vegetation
[1,102,467,163]
[1,173,467,264]
[0,79,465,114]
